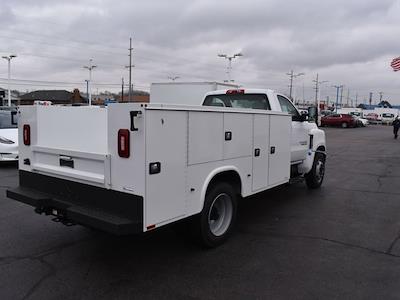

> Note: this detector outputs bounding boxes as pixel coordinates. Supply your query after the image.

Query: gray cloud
[0,0,399,103]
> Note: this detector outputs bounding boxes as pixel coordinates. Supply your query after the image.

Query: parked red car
[364,113,380,124]
[321,114,357,128]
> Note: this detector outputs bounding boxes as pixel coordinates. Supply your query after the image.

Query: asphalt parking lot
[1,125,400,299]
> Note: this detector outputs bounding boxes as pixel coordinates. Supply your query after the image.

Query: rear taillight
[226,89,245,94]
[118,129,130,158]
[23,125,31,145]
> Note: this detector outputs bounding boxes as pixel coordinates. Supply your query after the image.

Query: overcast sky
[1,0,400,104]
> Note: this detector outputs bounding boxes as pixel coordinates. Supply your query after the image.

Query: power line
[7,29,127,53]
[0,34,125,57]
[0,77,149,89]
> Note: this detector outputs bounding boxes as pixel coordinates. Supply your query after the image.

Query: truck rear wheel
[305,153,325,189]
[196,182,237,247]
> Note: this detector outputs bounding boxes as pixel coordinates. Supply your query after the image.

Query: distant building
[115,90,149,103]
[19,89,87,105]
[0,88,20,106]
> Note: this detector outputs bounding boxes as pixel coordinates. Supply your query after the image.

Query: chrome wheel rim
[315,159,325,183]
[208,193,233,236]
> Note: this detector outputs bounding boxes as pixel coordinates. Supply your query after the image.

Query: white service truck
[7,88,326,247]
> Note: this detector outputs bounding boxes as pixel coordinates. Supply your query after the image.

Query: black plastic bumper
[7,171,143,235]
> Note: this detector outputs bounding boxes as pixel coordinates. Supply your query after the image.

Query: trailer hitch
[34,207,76,226]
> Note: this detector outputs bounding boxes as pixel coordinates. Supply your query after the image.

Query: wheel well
[207,171,242,196]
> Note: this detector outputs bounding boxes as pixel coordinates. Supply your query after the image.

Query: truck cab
[202,88,326,179]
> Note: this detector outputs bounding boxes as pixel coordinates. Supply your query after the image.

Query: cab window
[203,94,271,110]
[277,95,300,120]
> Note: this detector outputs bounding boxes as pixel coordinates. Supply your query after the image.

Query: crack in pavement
[239,229,400,259]
[333,186,400,196]
[21,257,56,300]
[386,231,400,255]
[0,236,94,299]
[0,236,92,267]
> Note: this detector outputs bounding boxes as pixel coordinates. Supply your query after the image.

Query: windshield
[203,94,271,110]
[350,112,361,117]
[0,110,18,129]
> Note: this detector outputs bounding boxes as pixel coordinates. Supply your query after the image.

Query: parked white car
[381,113,396,125]
[0,109,18,161]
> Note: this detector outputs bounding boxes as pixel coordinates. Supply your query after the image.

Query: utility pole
[2,54,17,106]
[287,70,305,100]
[128,37,133,102]
[83,59,97,106]
[346,88,350,107]
[85,79,89,103]
[355,93,358,107]
[314,73,319,105]
[218,52,243,82]
[379,91,383,103]
[312,74,328,123]
[369,92,373,106]
[339,85,344,108]
[121,77,124,102]
[333,85,343,112]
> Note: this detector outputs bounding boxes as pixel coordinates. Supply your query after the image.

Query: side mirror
[300,113,308,122]
[292,113,308,122]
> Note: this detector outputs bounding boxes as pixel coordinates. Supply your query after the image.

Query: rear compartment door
[20,106,110,187]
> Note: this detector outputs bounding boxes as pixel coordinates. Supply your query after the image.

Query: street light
[218,52,243,82]
[2,54,17,107]
[286,70,304,100]
[168,76,180,81]
[83,59,97,105]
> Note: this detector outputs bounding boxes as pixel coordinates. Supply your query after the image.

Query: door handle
[270,146,276,154]
[254,148,260,157]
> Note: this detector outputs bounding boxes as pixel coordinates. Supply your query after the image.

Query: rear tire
[194,182,237,248]
[305,153,326,189]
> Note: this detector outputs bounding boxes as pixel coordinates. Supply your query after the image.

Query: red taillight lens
[118,129,130,158]
[23,125,31,145]
[226,89,245,94]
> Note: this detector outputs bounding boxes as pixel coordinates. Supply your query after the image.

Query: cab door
[276,95,308,162]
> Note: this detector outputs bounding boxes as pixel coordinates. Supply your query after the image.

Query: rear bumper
[0,152,18,161]
[7,171,143,235]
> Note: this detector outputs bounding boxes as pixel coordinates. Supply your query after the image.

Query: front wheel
[305,153,326,189]
[341,122,348,128]
[195,182,237,248]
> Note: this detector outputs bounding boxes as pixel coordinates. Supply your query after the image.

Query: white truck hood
[0,128,18,144]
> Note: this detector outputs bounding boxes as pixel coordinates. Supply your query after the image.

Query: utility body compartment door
[223,113,253,159]
[268,115,291,186]
[145,109,187,227]
[252,114,270,191]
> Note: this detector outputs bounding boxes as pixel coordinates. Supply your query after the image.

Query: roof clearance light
[226,89,245,95]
